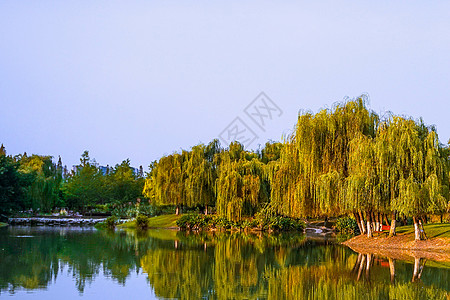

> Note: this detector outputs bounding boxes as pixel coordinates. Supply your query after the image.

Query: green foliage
[18,154,63,211]
[176,213,303,232]
[63,154,144,211]
[177,214,213,230]
[269,96,379,218]
[260,141,283,163]
[215,149,269,221]
[143,142,216,209]
[105,216,117,229]
[0,155,27,213]
[136,215,148,229]
[255,208,305,231]
[119,214,181,229]
[1,147,146,215]
[264,216,304,231]
[335,216,359,234]
[95,216,118,230]
[61,151,105,210]
[135,215,149,229]
[213,216,235,229]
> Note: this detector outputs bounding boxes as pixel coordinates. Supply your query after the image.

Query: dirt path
[343,234,450,261]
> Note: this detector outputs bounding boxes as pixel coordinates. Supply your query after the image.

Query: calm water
[0,226,448,299]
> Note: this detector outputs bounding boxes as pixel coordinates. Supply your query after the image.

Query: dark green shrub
[177,214,303,232]
[178,214,237,230]
[136,215,149,229]
[105,216,117,229]
[255,209,304,231]
[177,214,216,230]
[267,216,305,231]
[214,216,234,229]
[335,216,358,234]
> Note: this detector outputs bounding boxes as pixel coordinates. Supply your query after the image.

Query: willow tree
[143,152,186,214]
[183,144,215,214]
[215,143,269,222]
[19,154,63,212]
[346,133,387,237]
[143,142,219,214]
[377,117,448,240]
[269,96,379,219]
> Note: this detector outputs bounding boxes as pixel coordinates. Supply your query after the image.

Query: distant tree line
[0,146,144,215]
[143,96,450,240]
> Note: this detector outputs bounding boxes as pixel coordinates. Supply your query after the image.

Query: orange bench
[373,225,390,236]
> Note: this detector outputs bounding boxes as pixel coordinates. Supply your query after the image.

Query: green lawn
[119,214,181,229]
[395,223,450,238]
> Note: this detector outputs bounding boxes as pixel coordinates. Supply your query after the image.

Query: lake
[0,226,448,299]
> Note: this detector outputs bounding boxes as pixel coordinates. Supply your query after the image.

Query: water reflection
[0,227,448,299]
[352,252,441,285]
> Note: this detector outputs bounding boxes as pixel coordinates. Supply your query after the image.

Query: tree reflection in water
[0,227,448,299]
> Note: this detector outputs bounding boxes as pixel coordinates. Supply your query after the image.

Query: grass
[0,222,8,228]
[395,223,450,238]
[425,260,450,270]
[119,214,181,229]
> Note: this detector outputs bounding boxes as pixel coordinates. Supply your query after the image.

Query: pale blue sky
[1,1,449,169]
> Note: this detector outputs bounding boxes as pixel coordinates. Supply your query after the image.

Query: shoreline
[342,234,450,262]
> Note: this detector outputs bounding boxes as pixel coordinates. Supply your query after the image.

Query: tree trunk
[379,212,383,231]
[352,253,363,273]
[419,218,427,240]
[384,213,390,227]
[388,258,395,283]
[413,217,422,241]
[375,212,380,231]
[412,257,419,282]
[371,211,376,232]
[175,206,179,215]
[366,212,373,238]
[365,254,372,280]
[354,212,363,235]
[389,211,396,237]
[357,254,366,281]
[358,210,366,234]
[204,205,208,215]
[412,257,426,282]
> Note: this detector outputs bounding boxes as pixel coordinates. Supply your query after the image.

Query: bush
[267,216,305,231]
[176,213,304,232]
[105,216,117,229]
[214,216,235,229]
[136,215,149,229]
[255,208,304,232]
[335,216,359,234]
[177,214,214,230]
[177,214,238,230]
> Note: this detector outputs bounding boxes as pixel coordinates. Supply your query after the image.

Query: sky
[1,1,449,170]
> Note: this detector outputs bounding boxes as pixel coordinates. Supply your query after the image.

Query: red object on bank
[381,225,391,231]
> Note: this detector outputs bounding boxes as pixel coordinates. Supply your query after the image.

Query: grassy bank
[118,214,181,229]
[343,223,450,253]
[395,223,450,238]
